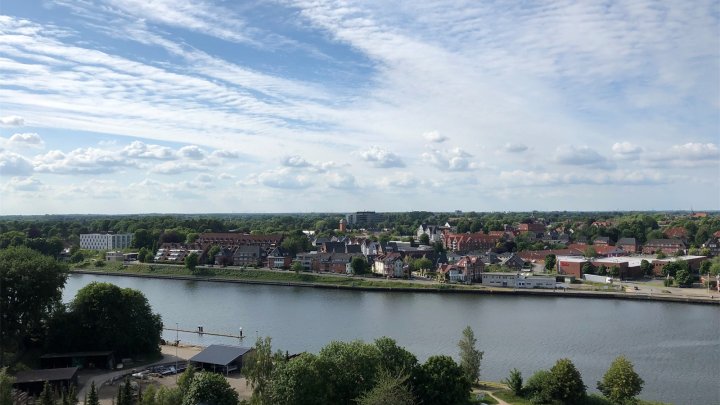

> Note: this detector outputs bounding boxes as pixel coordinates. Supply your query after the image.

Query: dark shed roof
[189,345,252,366]
[40,351,113,359]
[14,367,79,384]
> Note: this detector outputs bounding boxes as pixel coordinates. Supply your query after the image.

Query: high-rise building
[345,211,383,227]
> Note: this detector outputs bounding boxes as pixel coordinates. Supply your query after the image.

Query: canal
[64,273,719,405]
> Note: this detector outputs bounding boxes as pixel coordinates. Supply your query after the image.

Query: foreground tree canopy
[0,246,67,365]
[246,335,472,405]
[47,282,163,357]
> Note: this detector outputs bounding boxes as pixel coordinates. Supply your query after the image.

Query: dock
[164,327,245,339]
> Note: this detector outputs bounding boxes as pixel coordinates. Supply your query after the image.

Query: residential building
[267,247,292,269]
[233,245,262,267]
[517,223,546,233]
[593,236,610,245]
[372,252,405,277]
[499,253,526,269]
[443,233,500,253]
[80,233,133,250]
[416,224,444,243]
[642,239,686,255]
[106,251,124,262]
[702,236,720,256]
[294,252,319,272]
[617,238,637,253]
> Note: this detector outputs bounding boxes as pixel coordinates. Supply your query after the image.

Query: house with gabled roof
[372,252,405,277]
[617,237,637,253]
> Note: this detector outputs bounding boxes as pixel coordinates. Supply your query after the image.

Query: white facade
[80,233,133,250]
[482,272,556,289]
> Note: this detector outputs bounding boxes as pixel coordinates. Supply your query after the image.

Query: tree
[268,353,324,405]
[355,369,415,405]
[675,268,692,287]
[584,246,597,258]
[207,245,221,264]
[544,254,557,272]
[49,282,163,358]
[0,368,14,405]
[185,252,199,273]
[597,356,644,405]
[524,369,553,404]
[416,355,470,405]
[640,260,652,276]
[291,261,304,274]
[351,257,369,275]
[137,247,149,263]
[609,266,620,278]
[0,246,68,366]
[245,337,282,405]
[548,358,586,404]
[656,251,666,259]
[317,340,381,405]
[86,382,100,405]
[117,378,133,405]
[504,368,523,396]
[40,381,55,405]
[182,372,238,405]
[70,250,84,263]
[373,337,418,377]
[458,326,483,384]
[418,234,430,245]
[582,262,595,275]
[177,364,196,395]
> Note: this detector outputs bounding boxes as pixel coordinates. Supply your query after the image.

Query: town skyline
[1,1,719,214]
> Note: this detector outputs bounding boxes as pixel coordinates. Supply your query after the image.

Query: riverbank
[70,266,720,305]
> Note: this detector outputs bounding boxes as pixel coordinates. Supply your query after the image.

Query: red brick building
[642,239,686,255]
[443,233,500,253]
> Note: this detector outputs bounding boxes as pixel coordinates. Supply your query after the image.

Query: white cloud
[122,141,175,160]
[0,115,24,126]
[423,130,448,143]
[668,142,719,160]
[3,176,44,192]
[178,145,206,160]
[379,173,420,189]
[0,151,34,176]
[281,155,312,168]
[326,172,357,189]
[612,142,642,159]
[149,160,209,174]
[554,145,614,169]
[33,147,130,174]
[358,146,405,168]
[503,143,528,153]
[4,132,44,149]
[256,168,312,189]
[499,170,665,187]
[422,147,476,171]
[210,149,241,159]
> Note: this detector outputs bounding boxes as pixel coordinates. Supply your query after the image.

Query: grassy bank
[71,262,465,290]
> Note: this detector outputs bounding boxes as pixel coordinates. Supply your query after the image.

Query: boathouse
[13,367,79,395]
[189,344,253,375]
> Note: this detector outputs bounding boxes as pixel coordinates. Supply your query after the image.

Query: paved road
[76,353,182,400]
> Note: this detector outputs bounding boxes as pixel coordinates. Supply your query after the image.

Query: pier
[164,327,245,339]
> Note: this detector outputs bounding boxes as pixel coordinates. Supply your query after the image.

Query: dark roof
[14,367,79,384]
[189,345,252,366]
[617,238,636,245]
[40,351,113,359]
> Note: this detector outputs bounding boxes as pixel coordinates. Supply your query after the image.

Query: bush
[504,368,523,396]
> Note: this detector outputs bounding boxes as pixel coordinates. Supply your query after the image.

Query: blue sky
[0,0,718,214]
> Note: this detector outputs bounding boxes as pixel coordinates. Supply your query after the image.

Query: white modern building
[481,272,556,289]
[80,233,133,250]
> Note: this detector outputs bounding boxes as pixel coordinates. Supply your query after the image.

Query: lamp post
[175,322,179,383]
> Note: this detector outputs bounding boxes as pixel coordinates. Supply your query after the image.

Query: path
[76,352,183,400]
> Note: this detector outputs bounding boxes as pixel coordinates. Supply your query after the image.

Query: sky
[0,0,718,214]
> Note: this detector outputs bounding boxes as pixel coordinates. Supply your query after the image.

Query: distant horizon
[1,1,718,214]
[1,209,719,218]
